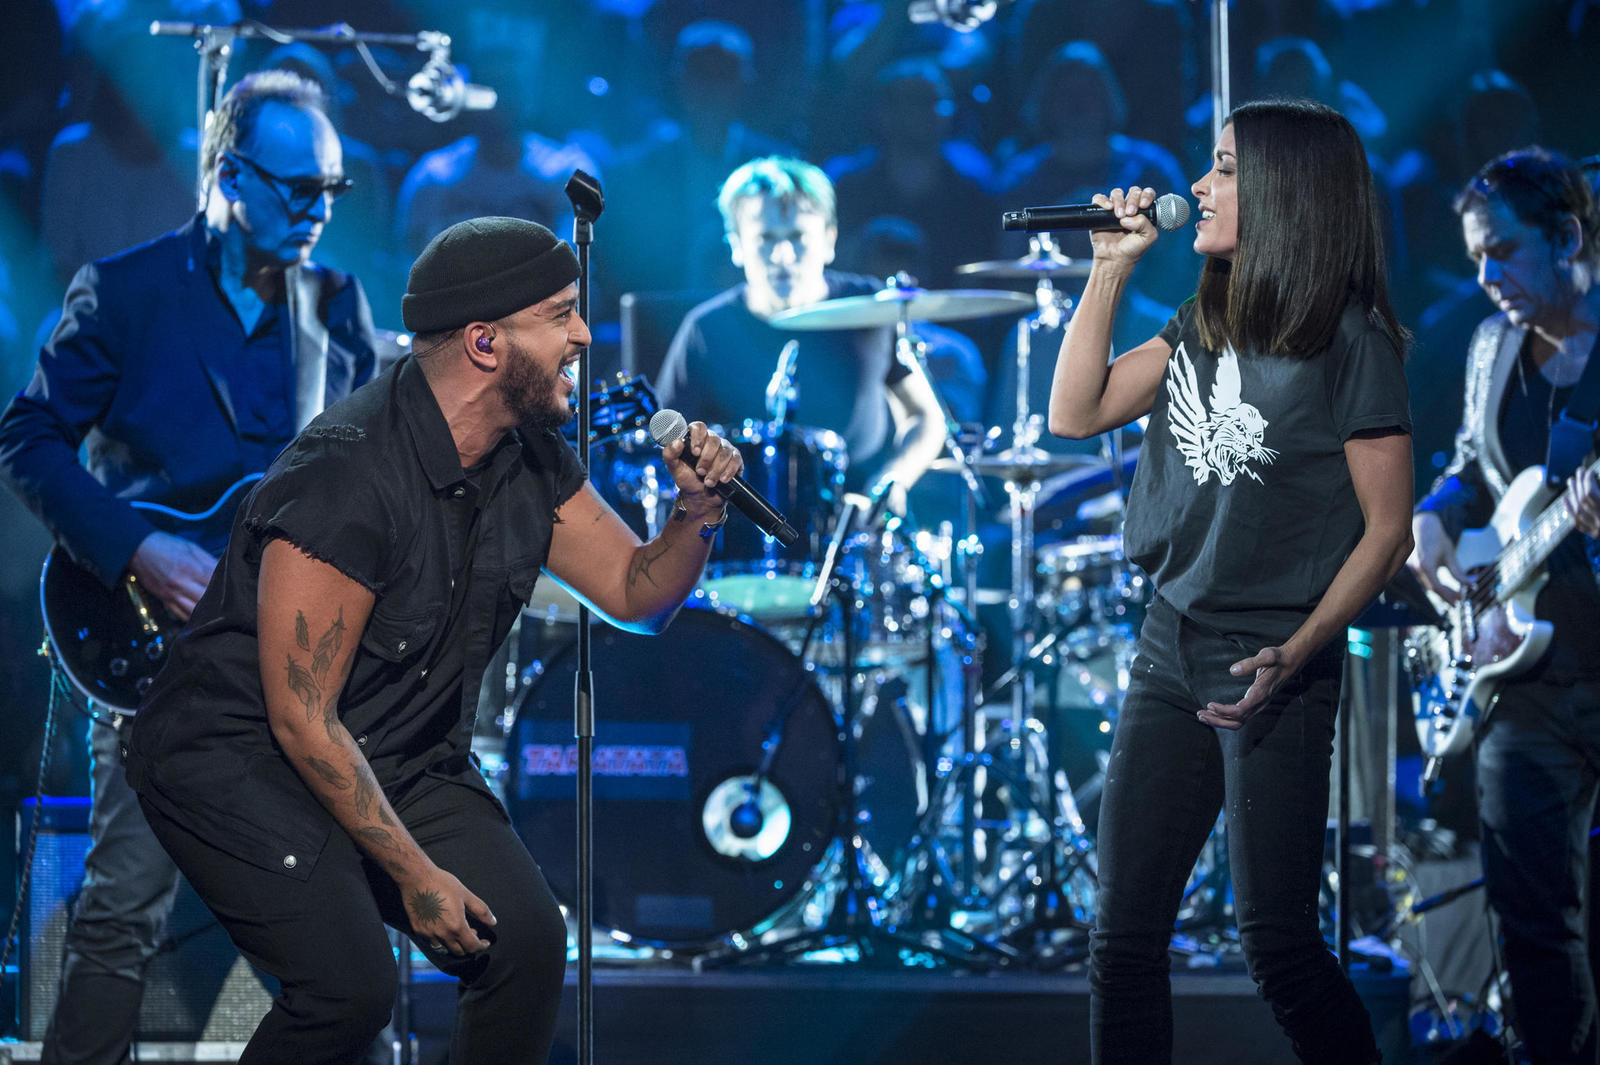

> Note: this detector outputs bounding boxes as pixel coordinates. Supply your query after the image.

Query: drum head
[505,608,840,947]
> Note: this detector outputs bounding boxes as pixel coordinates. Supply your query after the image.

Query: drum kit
[482,235,1168,969]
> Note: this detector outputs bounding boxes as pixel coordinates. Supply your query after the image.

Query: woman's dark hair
[1193,98,1408,360]
[1454,146,1600,269]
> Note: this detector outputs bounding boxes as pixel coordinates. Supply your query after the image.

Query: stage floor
[2,962,1416,1065]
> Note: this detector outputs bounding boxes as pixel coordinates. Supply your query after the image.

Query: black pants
[1477,673,1600,1065]
[141,778,568,1065]
[1089,594,1378,1064]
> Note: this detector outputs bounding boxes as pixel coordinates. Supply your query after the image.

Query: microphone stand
[564,170,604,1065]
[149,21,482,198]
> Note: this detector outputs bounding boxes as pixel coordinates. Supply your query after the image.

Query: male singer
[126,216,743,1064]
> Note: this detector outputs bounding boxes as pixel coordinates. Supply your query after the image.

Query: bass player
[1408,145,1600,1065]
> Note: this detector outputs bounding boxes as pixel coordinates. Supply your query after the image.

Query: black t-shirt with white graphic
[1123,298,1411,646]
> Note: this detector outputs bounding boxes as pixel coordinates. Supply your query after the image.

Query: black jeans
[43,719,179,1065]
[1089,594,1378,1064]
[141,777,569,1065]
[1477,673,1600,1065]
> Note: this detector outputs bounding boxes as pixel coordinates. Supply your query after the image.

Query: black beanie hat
[401,216,580,334]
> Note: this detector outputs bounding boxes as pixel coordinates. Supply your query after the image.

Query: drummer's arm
[879,362,947,497]
[544,426,742,633]
[1047,265,1171,439]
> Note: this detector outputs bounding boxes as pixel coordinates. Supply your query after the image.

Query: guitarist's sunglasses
[229,152,354,216]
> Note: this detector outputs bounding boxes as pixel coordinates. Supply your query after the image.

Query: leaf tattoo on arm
[311,607,346,682]
[354,826,407,877]
[304,756,351,790]
[295,611,311,651]
[356,825,402,856]
[285,654,319,721]
[352,764,377,818]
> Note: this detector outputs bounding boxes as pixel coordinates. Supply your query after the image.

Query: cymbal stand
[882,275,989,512]
[696,500,988,970]
[991,241,1098,964]
[885,290,1058,968]
[1010,233,1070,453]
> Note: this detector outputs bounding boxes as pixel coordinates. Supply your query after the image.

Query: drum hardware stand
[982,248,1104,967]
[883,274,991,515]
[882,279,994,919]
[888,435,1023,965]
[765,339,800,431]
[696,500,992,971]
[565,169,604,1065]
[893,578,1023,968]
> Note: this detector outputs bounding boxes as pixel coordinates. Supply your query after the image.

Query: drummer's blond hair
[717,156,836,236]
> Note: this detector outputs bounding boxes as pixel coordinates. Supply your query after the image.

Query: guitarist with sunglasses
[1408,147,1600,1065]
[0,70,377,1065]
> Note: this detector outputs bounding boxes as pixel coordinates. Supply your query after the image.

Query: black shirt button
[397,639,408,652]
[283,855,297,869]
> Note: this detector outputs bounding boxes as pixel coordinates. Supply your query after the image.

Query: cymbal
[958,259,1093,280]
[768,287,1035,330]
[930,447,1105,481]
[956,250,1092,280]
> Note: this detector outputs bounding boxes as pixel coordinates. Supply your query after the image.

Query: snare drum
[697,422,847,620]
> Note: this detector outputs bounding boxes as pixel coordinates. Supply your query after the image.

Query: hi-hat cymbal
[769,287,1035,330]
[956,251,1093,280]
[930,447,1105,481]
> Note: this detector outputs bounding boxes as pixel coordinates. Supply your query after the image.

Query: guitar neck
[1496,454,1600,599]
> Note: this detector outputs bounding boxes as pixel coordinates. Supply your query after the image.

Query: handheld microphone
[648,409,800,548]
[1002,193,1191,233]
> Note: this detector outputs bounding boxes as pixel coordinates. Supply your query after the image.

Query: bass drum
[505,609,841,948]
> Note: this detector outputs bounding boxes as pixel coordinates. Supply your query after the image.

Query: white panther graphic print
[1165,343,1278,486]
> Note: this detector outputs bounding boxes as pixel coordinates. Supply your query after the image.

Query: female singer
[1049,98,1412,1064]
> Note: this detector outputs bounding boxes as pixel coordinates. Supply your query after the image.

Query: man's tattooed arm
[261,539,492,955]
[260,546,429,884]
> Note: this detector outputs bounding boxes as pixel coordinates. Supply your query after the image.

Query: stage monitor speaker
[18,797,272,1041]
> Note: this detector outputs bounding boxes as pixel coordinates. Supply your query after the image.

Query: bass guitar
[1406,457,1598,777]
[40,373,661,716]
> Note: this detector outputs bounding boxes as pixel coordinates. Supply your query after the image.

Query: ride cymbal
[769,287,1035,330]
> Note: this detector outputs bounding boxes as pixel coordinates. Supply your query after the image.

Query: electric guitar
[40,474,261,716]
[40,374,661,716]
[1406,456,1599,775]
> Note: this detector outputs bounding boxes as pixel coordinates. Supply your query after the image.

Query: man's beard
[498,339,570,434]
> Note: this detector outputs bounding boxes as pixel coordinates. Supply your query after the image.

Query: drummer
[656,155,947,510]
